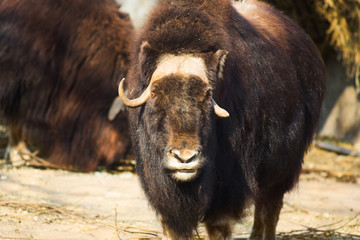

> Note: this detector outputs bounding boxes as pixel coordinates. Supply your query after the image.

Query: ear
[139,41,159,84]
[214,50,228,80]
[138,41,152,76]
[139,41,152,62]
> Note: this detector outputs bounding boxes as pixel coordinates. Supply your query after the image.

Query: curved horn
[118,78,151,108]
[211,98,230,118]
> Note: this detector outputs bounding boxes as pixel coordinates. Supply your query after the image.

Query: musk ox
[119,0,325,239]
[0,0,133,171]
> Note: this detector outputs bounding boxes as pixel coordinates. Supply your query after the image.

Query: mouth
[171,169,198,181]
[165,153,204,182]
[177,169,196,173]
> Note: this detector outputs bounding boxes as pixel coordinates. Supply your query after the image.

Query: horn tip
[212,98,230,118]
[216,108,230,118]
[118,78,125,96]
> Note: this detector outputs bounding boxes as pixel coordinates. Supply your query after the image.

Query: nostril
[168,148,178,156]
[170,148,199,163]
[171,149,182,162]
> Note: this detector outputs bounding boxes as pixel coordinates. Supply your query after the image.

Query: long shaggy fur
[0,0,133,171]
[126,0,325,238]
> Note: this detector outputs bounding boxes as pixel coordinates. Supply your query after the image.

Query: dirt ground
[0,144,360,239]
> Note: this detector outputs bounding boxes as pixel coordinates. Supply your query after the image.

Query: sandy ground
[0,154,360,240]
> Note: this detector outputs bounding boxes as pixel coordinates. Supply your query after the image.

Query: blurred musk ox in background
[119,0,326,239]
[0,0,133,171]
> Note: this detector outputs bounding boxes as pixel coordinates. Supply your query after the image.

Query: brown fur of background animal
[0,0,133,171]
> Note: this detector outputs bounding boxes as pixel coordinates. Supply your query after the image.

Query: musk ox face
[150,75,212,181]
[119,44,230,181]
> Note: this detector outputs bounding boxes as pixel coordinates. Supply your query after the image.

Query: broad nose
[169,148,199,163]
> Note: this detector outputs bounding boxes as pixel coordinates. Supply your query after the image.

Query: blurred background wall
[118,0,360,146]
[117,0,156,28]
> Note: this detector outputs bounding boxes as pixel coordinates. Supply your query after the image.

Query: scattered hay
[262,0,360,81]
[303,141,360,183]
[278,214,360,240]
[318,0,360,80]
[0,147,136,172]
[277,230,360,240]
[0,198,89,224]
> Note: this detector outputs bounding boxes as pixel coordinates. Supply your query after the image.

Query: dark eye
[205,89,212,100]
[151,92,156,98]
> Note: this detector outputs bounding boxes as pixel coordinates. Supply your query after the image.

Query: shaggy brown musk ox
[0,0,133,171]
[119,0,325,238]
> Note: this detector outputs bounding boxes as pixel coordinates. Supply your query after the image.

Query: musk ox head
[119,42,229,182]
